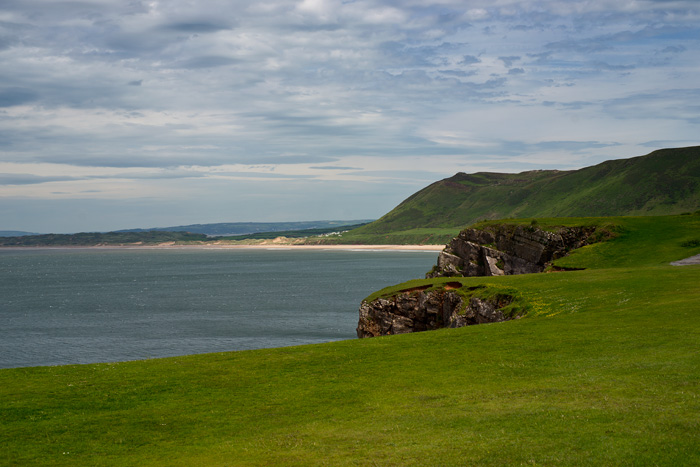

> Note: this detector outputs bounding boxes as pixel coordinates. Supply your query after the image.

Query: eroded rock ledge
[427,224,598,278]
[357,284,519,338]
[358,223,606,338]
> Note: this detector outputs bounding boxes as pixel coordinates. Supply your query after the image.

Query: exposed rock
[358,223,605,338]
[427,224,598,278]
[357,287,516,338]
[671,253,700,266]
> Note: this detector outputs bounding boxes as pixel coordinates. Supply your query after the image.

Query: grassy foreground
[1,215,700,466]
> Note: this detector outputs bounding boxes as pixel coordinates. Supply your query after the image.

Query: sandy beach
[1,243,445,252]
[143,243,445,252]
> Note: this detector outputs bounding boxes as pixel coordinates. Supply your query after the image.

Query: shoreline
[0,243,445,252]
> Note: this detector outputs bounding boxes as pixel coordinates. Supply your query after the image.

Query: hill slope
[354,146,700,236]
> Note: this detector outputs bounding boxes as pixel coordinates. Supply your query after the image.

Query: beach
[0,242,445,251]
[148,243,445,251]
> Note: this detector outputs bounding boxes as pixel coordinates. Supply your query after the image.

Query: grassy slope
[2,214,700,466]
[347,146,700,243]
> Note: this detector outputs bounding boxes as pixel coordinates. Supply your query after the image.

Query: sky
[1,0,699,233]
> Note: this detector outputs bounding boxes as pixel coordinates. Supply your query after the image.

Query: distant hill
[0,231,210,247]
[0,223,372,247]
[0,231,38,237]
[118,220,374,237]
[353,146,700,235]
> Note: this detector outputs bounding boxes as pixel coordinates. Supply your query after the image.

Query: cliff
[427,224,598,278]
[358,223,609,338]
[357,284,523,338]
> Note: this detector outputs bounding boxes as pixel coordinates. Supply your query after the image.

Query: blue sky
[1,0,698,232]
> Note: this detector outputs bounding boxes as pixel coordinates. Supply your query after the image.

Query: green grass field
[1,214,699,466]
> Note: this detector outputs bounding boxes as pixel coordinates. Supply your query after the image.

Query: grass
[2,214,700,465]
[309,227,462,245]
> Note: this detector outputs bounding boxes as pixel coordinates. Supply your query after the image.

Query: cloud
[168,55,241,69]
[215,171,314,179]
[438,69,477,77]
[258,155,341,165]
[591,61,635,72]
[660,45,686,54]
[498,55,520,67]
[161,21,234,33]
[0,88,38,107]
[0,0,699,231]
[310,166,361,170]
[459,55,481,65]
[344,169,445,181]
[545,38,613,54]
[0,174,82,185]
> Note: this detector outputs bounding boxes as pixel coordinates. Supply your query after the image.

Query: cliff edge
[358,223,610,338]
[357,283,523,338]
[427,224,599,278]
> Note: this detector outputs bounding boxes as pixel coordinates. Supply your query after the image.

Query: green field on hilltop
[1,214,700,465]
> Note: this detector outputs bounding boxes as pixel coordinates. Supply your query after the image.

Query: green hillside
[2,213,700,465]
[350,146,700,240]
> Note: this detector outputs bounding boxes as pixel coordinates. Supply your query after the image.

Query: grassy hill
[342,146,700,243]
[2,213,699,465]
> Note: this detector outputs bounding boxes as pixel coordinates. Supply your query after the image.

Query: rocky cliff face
[358,223,603,338]
[427,224,597,278]
[357,285,516,338]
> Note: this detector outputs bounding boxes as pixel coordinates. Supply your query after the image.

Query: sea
[0,247,437,369]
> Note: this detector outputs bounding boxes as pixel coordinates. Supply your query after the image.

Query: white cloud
[465,8,489,20]
[0,0,698,230]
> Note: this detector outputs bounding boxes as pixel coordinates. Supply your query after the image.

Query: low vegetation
[1,213,699,465]
[221,223,368,240]
[0,231,210,247]
[0,224,371,247]
[308,227,461,245]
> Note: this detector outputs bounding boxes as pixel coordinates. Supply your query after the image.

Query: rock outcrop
[427,224,597,278]
[357,285,517,338]
[358,223,606,338]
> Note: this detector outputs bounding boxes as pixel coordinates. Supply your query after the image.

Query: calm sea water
[0,248,437,368]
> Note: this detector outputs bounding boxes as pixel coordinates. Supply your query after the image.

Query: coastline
[0,243,445,252]
[142,243,445,252]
